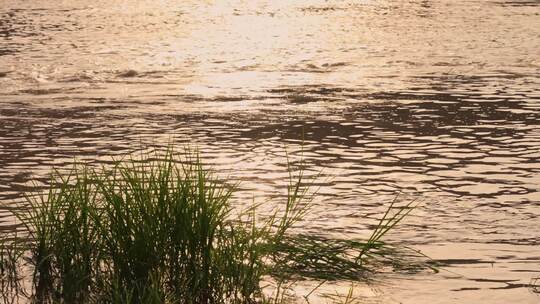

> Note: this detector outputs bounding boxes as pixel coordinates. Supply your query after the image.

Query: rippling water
[1,0,539,302]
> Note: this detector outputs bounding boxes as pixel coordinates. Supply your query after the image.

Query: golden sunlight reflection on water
[0,0,539,303]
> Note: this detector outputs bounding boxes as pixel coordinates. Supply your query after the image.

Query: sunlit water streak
[0,0,539,302]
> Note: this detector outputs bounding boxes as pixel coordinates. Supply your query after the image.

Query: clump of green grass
[0,147,429,304]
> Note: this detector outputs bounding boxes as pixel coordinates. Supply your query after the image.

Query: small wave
[117,69,139,78]
[60,72,99,83]
[19,87,75,95]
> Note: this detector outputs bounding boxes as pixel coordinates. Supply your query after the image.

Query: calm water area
[1,0,539,303]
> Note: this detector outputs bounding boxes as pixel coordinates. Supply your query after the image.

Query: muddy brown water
[1,0,539,303]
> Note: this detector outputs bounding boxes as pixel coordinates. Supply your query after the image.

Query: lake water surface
[1,0,539,303]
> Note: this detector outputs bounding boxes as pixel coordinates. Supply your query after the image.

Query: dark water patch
[0,9,81,39]
[0,47,19,56]
[268,85,351,96]
[18,88,78,95]
[285,94,324,104]
[117,69,139,78]
[471,278,521,283]
[208,95,254,102]
[490,282,532,290]
[431,259,495,266]
[486,238,540,246]
[451,287,481,291]
[495,1,540,7]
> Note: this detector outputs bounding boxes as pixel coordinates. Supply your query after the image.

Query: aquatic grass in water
[530,277,540,295]
[0,148,429,303]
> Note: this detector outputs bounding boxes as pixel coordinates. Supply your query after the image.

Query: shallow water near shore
[1,0,539,302]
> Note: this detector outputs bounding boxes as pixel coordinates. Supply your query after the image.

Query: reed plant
[0,147,427,304]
